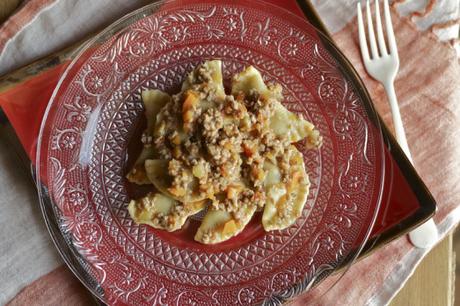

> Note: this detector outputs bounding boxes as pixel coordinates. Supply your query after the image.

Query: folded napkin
[0,0,459,305]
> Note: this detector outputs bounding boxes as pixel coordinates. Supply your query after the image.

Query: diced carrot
[223,220,237,235]
[182,90,199,129]
[171,134,181,145]
[226,184,243,199]
[168,186,186,197]
[242,143,255,157]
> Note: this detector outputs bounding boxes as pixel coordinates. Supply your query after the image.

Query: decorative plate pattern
[36,1,385,305]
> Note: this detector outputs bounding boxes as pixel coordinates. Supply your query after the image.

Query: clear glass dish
[36,1,386,304]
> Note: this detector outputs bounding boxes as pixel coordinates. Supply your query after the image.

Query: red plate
[36,1,386,304]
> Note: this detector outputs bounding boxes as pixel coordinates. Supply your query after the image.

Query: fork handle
[384,81,438,249]
[384,81,413,163]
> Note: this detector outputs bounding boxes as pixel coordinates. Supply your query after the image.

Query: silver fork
[357,0,438,248]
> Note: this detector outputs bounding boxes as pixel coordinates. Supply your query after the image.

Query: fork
[357,0,438,248]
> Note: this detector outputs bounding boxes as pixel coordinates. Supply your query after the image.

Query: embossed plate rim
[38,1,388,304]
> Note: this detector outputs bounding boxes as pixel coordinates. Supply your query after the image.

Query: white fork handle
[384,82,412,161]
[383,81,438,249]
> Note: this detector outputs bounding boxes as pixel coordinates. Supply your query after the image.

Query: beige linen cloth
[0,0,459,305]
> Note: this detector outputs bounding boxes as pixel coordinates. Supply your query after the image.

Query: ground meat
[201,108,224,143]
[185,66,219,101]
[151,63,298,215]
[184,139,201,161]
[195,66,213,83]
[155,138,172,160]
[223,124,240,138]
[168,159,193,192]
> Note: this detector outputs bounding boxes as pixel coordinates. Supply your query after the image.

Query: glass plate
[36,1,386,304]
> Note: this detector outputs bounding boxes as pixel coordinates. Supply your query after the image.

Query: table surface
[0,0,19,23]
[0,1,455,306]
[390,234,454,306]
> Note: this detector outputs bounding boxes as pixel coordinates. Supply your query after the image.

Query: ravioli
[143,89,171,130]
[231,65,269,97]
[195,205,257,244]
[126,90,171,184]
[262,146,310,231]
[231,65,322,145]
[182,59,225,99]
[126,60,321,244]
[128,193,206,231]
[126,146,156,185]
[270,101,320,145]
[144,159,208,203]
